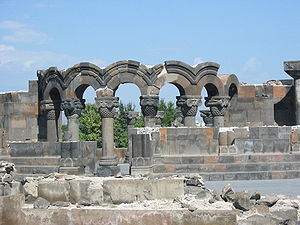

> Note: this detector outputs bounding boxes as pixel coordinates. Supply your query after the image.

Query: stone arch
[43,80,64,100]
[153,72,189,96]
[197,75,224,96]
[65,74,102,99]
[106,73,145,96]
[219,74,240,98]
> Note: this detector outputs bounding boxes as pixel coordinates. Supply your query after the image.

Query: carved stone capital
[284,61,300,79]
[140,95,159,117]
[95,96,119,118]
[200,110,213,126]
[124,111,139,126]
[40,100,60,120]
[205,96,230,117]
[176,95,201,117]
[61,98,85,118]
[155,111,165,125]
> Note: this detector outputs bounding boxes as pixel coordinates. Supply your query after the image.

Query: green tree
[77,99,176,148]
[158,99,177,127]
[79,104,102,147]
[114,102,136,148]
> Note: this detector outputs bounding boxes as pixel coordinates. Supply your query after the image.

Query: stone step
[154,170,300,181]
[15,165,59,174]
[200,170,300,181]
[154,162,300,174]
[1,156,61,166]
[59,167,84,175]
[157,153,300,165]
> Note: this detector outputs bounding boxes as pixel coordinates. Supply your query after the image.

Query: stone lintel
[284,60,300,79]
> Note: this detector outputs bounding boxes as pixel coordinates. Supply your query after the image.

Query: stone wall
[0,80,39,142]
[225,82,294,126]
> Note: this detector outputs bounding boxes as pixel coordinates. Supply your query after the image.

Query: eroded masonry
[1,60,300,179]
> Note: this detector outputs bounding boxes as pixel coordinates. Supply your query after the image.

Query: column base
[96,165,120,177]
[99,156,118,166]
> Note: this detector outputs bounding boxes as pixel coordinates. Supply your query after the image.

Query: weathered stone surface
[52,201,70,207]
[232,192,251,211]
[256,195,279,207]
[33,197,50,209]
[103,179,184,204]
[221,184,235,202]
[38,180,70,203]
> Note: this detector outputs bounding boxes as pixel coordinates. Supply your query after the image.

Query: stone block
[159,128,167,140]
[273,139,290,153]
[244,140,254,153]
[38,180,70,203]
[102,179,184,204]
[262,139,274,153]
[209,140,219,154]
[249,127,259,139]
[118,163,130,175]
[220,146,229,154]
[247,109,261,122]
[69,180,91,204]
[238,86,256,98]
[273,86,288,98]
[253,139,263,153]
[230,110,247,122]
[96,165,120,177]
[219,131,227,145]
[233,127,249,139]
[259,127,278,139]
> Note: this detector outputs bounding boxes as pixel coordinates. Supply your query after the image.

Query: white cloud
[243,57,261,72]
[193,57,203,66]
[0,44,15,51]
[0,44,105,72]
[0,20,49,44]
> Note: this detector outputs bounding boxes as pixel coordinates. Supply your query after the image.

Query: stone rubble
[0,171,300,224]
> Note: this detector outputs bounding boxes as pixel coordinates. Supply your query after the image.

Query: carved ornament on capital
[40,100,60,120]
[140,95,159,117]
[95,96,119,118]
[124,111,139,126]
[176,95,201,117]
[205,96,230,117]
[61,98,85,118]
[200,110,213,126]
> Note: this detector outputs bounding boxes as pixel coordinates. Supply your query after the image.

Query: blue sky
[0,0,300,107]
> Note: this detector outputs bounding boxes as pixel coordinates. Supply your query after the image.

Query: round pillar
[95,96,119,166]
[205,96,230,127]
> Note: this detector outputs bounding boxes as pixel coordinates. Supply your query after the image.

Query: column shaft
[295,78,300,125]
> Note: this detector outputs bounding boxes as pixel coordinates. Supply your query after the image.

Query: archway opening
[229,83,238,98]
[199,83,219,125]
[49,88,62,140]
[115,83,141,148]
[159,83,180,127]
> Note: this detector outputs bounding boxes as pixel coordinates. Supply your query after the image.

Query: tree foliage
[158,99,177,127]
[79,104,102,147]
[77,99,177,148]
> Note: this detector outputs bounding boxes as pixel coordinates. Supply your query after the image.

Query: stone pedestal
[140,95,159,127]
[200,110,213,127]
[95,96,119,168]
[284,61,300,125]
[205,96,230,127]
[40,100,60,142]
[61,98,85,141]
[176,95,201,127]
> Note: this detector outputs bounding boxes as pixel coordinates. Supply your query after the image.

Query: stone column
[95,96,119,166]
[61,98,85,141]
[176,95,201,127]
[140,95,159,127]
[40,100,60,142]
[205,96,230,127]
[200,110,213,127]
[284,61,300,125]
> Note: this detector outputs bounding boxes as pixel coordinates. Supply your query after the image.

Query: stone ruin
[0,60,300,224]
